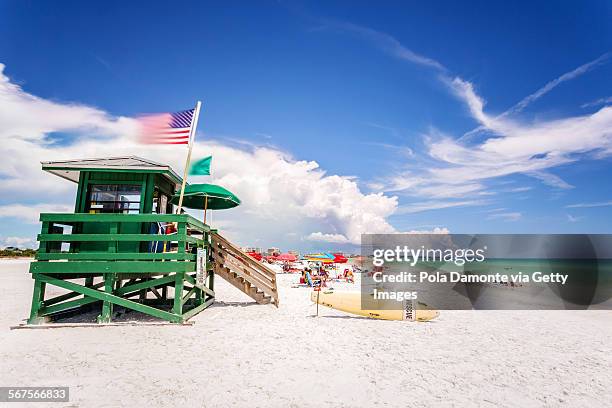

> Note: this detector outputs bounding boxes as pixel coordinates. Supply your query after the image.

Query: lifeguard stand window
[152,189,170,214]
[86,184,141,214]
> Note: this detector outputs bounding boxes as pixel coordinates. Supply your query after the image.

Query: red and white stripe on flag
[137,109,195,145]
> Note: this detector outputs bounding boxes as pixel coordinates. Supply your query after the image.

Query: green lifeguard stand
[28,156,279,325]
[27,156,216,324]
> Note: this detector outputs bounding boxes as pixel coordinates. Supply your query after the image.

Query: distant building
[266,247,280,256]
[288,250,300,257]
[243,247,263,254]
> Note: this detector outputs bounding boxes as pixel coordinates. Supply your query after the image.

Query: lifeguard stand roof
[41,156,183,187]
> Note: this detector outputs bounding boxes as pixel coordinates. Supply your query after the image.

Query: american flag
[138,108,195,145]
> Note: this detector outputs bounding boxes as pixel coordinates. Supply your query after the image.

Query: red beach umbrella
[277,253,297,262]
[333,253,348,263]
[247,252,262,261]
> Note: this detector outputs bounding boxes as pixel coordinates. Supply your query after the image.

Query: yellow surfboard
[311,290,439,322]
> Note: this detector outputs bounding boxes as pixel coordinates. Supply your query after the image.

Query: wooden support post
[173,272,185,318]
[139,277,148,301]
[149,287,163,299]
[157,271,169,301]
[182,297,214,321]
[178,222,187,254]
[27,278,46,325]
[97,273,115,323]
[39,221,50,255]
[162,280,168,300]
[207,232,214,301]
[208,268,215,301]
[195,277,203,306]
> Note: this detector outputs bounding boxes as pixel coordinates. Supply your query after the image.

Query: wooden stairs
[210,232,279,306]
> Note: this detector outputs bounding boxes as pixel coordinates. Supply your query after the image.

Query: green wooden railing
[32,213,208,273]
[28,213,215,324]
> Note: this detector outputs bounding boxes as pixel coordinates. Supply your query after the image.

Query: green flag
[189,156,212,175]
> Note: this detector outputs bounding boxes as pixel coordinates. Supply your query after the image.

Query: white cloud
[503,186,532,193]
[1,236,36,248]
[326,21,447,71]
[462,53,611,140]
[328,23,612,210]
[0,63,399,248]
[565,201,612,209]
[307,227,450,244]
[402,227,450,234]
[0,63,139,199]
[526,171,574,190]
[0,63,136,143]
[381,83,612,201]
[206,145,398,245]
[504,52,610,115]
[487,212,522,222]
[361,141,414,158]
[582,96,612,109]
[411,182,488,199]
[0,204,73,223]
[566,214,583,223]
[486,208,507,213]
[396,200,487,214]
[440,58,612,195]
[446,77,497,129]
[306,232,350,244]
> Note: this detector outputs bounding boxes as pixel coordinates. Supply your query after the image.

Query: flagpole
[176,100,202,214]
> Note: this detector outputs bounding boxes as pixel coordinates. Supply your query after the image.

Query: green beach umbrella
[171,183,240,224]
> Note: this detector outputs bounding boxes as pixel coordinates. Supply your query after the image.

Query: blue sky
[0,1,611,250]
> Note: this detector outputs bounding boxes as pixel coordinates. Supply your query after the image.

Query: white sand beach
[1,259,611,407]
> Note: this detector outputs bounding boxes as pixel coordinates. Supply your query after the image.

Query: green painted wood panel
[39,213,208,231]
[36,252,196,261]
[38,233,189,242]
[30,261,196,274]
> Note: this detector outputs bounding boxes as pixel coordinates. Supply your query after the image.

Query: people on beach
[344,268,354,283]
[296,262,356,287]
